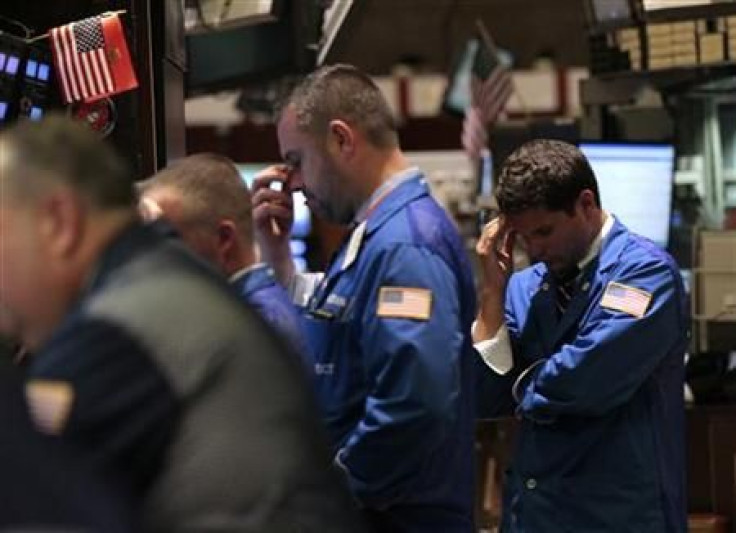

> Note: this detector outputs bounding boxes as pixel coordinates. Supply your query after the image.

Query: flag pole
[27,10,127,43]
[474,19,530,121]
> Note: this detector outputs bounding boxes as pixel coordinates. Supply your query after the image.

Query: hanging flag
[461,105,488,161]
[470,22,513,125]
[470,60,513,126]
[461,33,513,160]
[50,13,138,105]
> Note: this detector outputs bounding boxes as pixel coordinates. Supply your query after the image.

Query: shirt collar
[353,166,419,225]
[577,211,613,272]
[229,262,264,283]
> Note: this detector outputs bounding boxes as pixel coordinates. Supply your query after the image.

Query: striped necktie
[555,268,580,316]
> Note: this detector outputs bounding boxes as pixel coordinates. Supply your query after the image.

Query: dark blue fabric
[232,264,313,363]
[303,174,476,532]
[0,357,135,529]
[30,318,179,494]
[478,218,688,533]
[28,222,365,531]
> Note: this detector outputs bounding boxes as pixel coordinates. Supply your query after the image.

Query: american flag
[376,287,432,321]
[461,39,513,160]
[600,282,652,318]
[51,16,114,104]
[470,61,513,125]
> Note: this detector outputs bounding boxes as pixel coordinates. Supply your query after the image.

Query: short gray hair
[138,153,253,241]
[283,64,398,149]
[0,113,133,208]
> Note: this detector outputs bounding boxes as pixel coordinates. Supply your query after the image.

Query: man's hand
[477,217,515,291]
[252,165,296,285]
[474,217,515,341]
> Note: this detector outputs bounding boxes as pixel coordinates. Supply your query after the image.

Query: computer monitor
[588,0,634,25]
[579,142,675,248]
[237,163,312,272]
[186,0,322,95]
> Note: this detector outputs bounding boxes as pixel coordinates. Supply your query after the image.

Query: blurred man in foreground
[0,115,362,531]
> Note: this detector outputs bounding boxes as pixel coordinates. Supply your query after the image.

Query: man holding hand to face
[252,64,478,532]
[474,139,688,532]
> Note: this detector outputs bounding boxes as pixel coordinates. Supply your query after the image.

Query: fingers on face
[477,217,504,254]
[252,165,292,194]
[501,228,516,255]
[252,165,294,217]
[252,186,293,207]
[253,199,293,225]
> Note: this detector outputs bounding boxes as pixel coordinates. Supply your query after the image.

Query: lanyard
[352,167,418,225]
[308,169,418,315]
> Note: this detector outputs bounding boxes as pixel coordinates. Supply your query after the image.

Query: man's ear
[578,189,597,215]
[328,120,355,157]
[215,219,238,264]
[37,187,84,259]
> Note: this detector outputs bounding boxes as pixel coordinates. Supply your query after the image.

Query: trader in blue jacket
[138,153,310,359]
[474,139,688,532]
[252,64,477,532]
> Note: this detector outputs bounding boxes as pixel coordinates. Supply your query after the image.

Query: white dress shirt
[475,212,614,375]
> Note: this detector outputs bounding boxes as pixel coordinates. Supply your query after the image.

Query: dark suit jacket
[0,355,135,530]
[29,221,363,532]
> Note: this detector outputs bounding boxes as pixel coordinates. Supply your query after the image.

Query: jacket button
[526,478,537,490]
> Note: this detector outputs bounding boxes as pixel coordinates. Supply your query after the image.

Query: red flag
[50,13,138,105]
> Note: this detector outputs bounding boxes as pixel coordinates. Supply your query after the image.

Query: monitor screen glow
[579,143,675,248]
[591,0,633,24]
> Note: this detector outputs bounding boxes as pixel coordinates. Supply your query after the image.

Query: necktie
[555,268,580,317]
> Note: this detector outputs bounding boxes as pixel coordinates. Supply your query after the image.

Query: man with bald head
[0,114,362,531]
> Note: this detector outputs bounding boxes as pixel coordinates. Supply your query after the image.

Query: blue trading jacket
[304,173,477,532]
[477,218,688,533]
[232,263,312,362]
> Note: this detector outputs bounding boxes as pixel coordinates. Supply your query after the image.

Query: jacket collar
[361,171,429,237]
[529,215,628,283]
[230,263,274,297]
[84,220,161,296]
[526,216,630,352]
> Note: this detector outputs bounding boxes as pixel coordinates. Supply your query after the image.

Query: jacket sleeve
[29,317,179,489]
[336,244,465,507]
[515,257,688,422]
[475,288,524,419]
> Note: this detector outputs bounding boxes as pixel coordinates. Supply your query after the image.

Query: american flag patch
[376,287,432,320]
[600,282,652,318]
[25,380,75,435]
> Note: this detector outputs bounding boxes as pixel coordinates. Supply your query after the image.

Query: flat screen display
[579,143,675,248]
[591,0,633,24]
